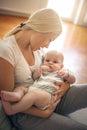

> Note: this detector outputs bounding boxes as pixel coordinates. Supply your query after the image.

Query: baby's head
[43,50,64,71]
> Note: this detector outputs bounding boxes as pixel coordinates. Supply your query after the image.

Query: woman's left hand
[53,81,70,98]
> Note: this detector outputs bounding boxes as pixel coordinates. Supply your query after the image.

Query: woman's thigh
[9,112,87,130]
[55,84,87,114]
[68,108,87,125]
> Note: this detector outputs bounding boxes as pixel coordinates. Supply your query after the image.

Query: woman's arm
[0,58,14,91]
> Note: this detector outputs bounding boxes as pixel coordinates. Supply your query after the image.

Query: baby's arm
[65,70,76,83]
[57,69,76,84]
[32,68,42,80]
[32,65,51,80]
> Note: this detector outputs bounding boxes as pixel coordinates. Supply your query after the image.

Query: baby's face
[43,52,63,71]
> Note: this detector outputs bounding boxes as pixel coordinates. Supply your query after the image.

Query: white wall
[73,0,87,26]
[78,0,87,26]
[47,0,87,27]
[0,0,48,17]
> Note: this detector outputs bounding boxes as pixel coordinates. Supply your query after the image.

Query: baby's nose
[49,61,53,64]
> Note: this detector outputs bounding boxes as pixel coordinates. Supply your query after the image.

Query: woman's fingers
[53,81,70,97]
[49,98,61,110]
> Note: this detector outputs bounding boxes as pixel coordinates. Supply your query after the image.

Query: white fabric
[0,36,43,87]
[29,71,61,110]
[30,71,61,94]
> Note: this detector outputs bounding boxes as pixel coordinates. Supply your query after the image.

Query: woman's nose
[44,45,48,48]
[44,43,49,48]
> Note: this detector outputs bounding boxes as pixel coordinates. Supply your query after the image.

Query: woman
[0,8,87,130]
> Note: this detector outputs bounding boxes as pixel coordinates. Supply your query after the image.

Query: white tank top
[0,35,44,87]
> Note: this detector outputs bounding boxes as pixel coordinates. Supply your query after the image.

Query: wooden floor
[0,14,87,84]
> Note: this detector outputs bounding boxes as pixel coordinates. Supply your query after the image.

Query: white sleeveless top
[0,36,44,87]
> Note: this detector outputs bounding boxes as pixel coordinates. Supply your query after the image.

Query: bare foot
[1,91,22,102]
[1,99,15,115]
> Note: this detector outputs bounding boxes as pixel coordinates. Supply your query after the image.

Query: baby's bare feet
[1,99,15,115]
[1,91,21,102]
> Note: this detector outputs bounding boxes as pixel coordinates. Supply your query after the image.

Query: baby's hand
[35,68,42,75]
[57,71,69,79]
[32,68,42,80]
[49,64,60,71]
[41,65,50,72]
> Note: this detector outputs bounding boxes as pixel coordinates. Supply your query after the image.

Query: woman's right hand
[48,95,61,111]
[42,97,61,118]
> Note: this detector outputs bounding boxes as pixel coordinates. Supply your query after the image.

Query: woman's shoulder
[0,36,15,51]
[0,37,12,58]
[0,36,19,66]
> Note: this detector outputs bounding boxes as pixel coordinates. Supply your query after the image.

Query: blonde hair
[4,8,62,37]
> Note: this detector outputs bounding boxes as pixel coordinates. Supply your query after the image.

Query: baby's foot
[1,91,21,102]
[1,99,15,115]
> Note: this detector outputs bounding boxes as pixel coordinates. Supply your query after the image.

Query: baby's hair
[44,50,64,62]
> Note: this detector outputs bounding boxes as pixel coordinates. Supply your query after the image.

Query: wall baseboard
[0,8,30,17]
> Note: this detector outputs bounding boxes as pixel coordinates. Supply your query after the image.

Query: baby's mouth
[49,65,53,69]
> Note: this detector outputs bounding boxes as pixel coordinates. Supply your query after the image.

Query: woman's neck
[14,30,30,49]
[14,30,35,65]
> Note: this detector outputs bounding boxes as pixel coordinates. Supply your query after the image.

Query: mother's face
[30,31,58,51]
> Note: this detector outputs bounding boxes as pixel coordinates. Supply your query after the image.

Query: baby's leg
[1,89,37,115]
[1,88,51,115]
[1,86,28,102]
[30,88,51,110]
